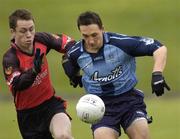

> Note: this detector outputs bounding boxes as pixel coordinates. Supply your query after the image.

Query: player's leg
[17,105,54,139]
[49,112,73,139]
[121,89,151,139]
[93,127,119,139]
[91,94,123,139]
[126,118,150,139]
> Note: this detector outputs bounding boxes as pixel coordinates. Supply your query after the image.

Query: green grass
[0,98,179,139]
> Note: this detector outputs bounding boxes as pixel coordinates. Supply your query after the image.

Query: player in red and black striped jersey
[2,9,74,139]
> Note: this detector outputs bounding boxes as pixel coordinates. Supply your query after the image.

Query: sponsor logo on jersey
[92,65,123,82]
[32,69,48,86]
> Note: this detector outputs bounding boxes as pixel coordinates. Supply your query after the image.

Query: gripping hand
[151,71,170,96]
[33,48,44,74]
[70,76,83,88]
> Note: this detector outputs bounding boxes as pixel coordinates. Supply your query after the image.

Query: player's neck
[16,43,33,54]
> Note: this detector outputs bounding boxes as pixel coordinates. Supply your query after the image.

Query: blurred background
[0,0,179,138]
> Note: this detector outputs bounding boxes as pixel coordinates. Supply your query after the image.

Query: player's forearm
[152,46,167,72]
[12,69,37,92]
[62,55,80,79]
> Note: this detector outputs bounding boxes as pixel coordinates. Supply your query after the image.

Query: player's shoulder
[67,41,82,55]
[3,47,19,64]
[34,32,49,43]
[107,32,127,37]
[107,32,158,43]
[106,32,133,41]
[3,47,16,58]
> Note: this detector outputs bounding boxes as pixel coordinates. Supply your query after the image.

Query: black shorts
[91,89,151,136]
[17,96,71,139]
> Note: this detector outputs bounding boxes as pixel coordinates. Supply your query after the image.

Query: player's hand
[33,48,44,74]
[151,71,170,96]
[70,75,83,88]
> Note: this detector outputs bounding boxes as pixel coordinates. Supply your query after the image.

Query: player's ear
[10,28,15,39]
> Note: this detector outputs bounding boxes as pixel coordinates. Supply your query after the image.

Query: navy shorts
[91,89,151,135]
[17,96,71,139]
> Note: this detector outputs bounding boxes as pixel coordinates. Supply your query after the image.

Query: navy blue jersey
[67,32,163,96]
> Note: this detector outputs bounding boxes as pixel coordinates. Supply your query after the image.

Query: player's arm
[35,32,76,54]
[2,49,43,93]
[131,37,171,96]
[152,46,167,72]
[117,36,162,56]
[116,36,170,96]
[62,54,82,88]
[151,46,170,96]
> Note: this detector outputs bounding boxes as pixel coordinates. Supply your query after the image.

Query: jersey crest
[5,66,13,75]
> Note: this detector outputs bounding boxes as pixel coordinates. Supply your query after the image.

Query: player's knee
[53,132,72,139]
[127,130,149,139]
[126,119,150,139]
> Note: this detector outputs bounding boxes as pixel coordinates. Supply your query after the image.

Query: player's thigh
[49,112,72,136]
[126,118,150,139]
[94,127,119,139]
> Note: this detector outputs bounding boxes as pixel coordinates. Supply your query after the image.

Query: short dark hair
[77,11,103,30]
[9,9,34,29]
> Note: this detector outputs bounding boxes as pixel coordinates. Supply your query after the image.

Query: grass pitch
[0,98,179,139]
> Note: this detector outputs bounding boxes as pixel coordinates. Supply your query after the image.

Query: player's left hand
[70,75,83,88]
[33,48,44,74]
[151,71,170,96]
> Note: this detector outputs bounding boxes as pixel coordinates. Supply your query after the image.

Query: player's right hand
[70,75,83,88]
[151,71,170,96]
[33,48,44,74]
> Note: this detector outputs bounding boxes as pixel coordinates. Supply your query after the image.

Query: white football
[76,94,105,124]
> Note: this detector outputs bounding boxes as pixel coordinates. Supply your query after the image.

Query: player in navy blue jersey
[2,9,75,139]
[62,11,170,139]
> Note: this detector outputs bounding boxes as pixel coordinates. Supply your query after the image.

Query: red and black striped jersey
[2,32,75,110]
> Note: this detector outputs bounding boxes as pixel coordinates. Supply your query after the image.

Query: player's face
[79,24,104,53]
[11,20,35,52]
